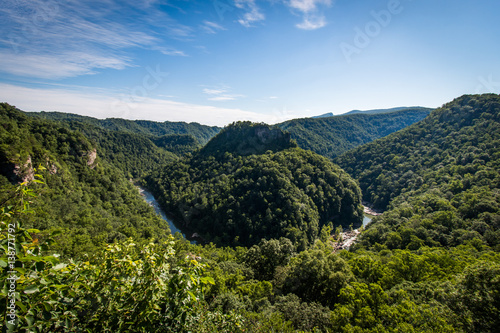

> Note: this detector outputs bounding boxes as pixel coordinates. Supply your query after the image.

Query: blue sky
[1,0,499,126]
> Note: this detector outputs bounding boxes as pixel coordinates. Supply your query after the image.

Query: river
[137,186,185,236]
[362,215,372,227]
[138,185,375,244]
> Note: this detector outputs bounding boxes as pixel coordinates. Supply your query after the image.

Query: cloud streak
[203,86,244,102]
[201,21,226,34]
[0,83,278,126]
[287,0,333,30]
[235,0,265,27]
[0,0,188,79]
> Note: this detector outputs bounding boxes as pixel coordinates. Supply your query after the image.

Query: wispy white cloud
[0,0,189,79]
[296,15,327,30]
[155,47,188,57]
[203,88,227,95]
[203,86,244,101]
[208,95,240,101]
[235,0,265,27]
[0,83,279,126]
[0,50,130,79]
[286,0,333,30]
[288,0,332,12]
[201,21,226,34]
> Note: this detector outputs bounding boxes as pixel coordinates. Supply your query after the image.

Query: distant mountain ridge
[278,107,432,160]
[313,106,432,118]
[335,94,500,210]
[22,106,432,163]
[27,111,220,145]
[333,93,500,256]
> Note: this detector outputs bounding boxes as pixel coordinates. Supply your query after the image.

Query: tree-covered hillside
[25,106,431,164]
[313,106,430,118]
[277,107,431,160]
[24,112,209,177]
[2,96,499,332]
[146,122,363,249]
[335,94,500,209]
[333,94,500,252]
[27,110,220,145]
[0,103,170,257]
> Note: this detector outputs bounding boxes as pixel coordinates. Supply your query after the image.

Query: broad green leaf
[187,291,197,301]
[15,300,26,312]
[25,313,35,327]
[14,267,26,275]
[23,285,39,294]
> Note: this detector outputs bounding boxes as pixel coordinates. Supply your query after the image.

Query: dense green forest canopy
[0,103,171,258]
[1,96,500,332]
[27,110,220,145]
[335,94,500,209]
[25,107,431,164]
[277,107,432,160]
[24,111,212,178]
[146,122,364,249]
[334,94,500,253]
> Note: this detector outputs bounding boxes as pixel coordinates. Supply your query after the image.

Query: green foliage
[334,95,500,252]
[1,183,242,332]
[450,261,500,332]
[283,247,354,307]
[335,94,500,210]
[244,237,295,280]
[2,172,500,332]
[0,103,171,258]
[27,110,220,145]
[2,95,500,332]
[146,123,363,248]
[278,107,431,160]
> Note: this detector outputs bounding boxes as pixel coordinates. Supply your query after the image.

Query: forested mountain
[313,106,429,118]
[27,107,431,164]
[343,106,429,116]
[277,107,431,159]
[0,103,171,257]
[198,121,296,158]
[1,96,499,332]
[24,111,209,177]
[145,122,363,249]
[27,110,220,145]
[335,95,500,209]
[334,94,500,252]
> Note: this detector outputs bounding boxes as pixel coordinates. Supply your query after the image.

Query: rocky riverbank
[332,229,360,252]
[362,202,383,216]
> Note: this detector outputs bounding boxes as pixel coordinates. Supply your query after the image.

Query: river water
[138,185,374,241]
[362,215,372,227]
[137,186,185,236]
